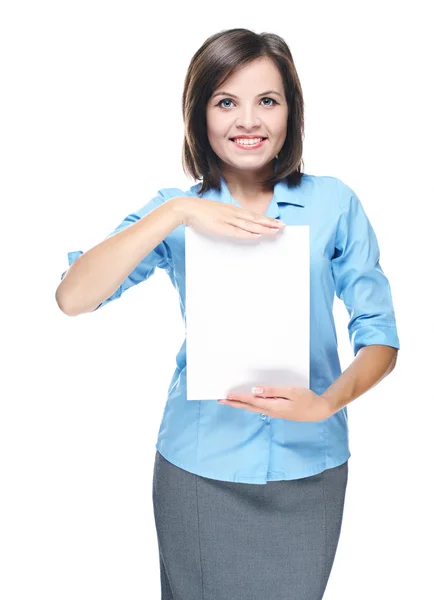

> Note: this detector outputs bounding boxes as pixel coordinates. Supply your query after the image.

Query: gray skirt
[152,450,348,600]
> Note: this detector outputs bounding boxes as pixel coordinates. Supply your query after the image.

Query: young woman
[56,28,400,600]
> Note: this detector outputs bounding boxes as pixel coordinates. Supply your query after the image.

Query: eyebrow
[211,90,283,99]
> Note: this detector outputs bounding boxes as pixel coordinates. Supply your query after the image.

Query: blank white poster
[185,226,310,400]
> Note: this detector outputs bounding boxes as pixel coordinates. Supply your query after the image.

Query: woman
[56,28,400,600]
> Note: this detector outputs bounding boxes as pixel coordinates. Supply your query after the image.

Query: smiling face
[206,57,288,179]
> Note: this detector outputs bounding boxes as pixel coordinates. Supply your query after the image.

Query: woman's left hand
[218,386,335,422]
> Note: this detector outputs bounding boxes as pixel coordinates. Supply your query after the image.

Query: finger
[234,216,284,235]
[253,386,295,398]
[225,392,262,403]
[222,394,274,410]
[235,216,286,232]
[217,223,261,239]
[218,399,266,414]
[230,207,284,227]
[246,212,286,229]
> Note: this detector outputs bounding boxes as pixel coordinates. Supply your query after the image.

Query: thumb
[252,386,290,398]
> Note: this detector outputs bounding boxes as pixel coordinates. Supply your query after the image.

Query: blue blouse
[61,173,400,483]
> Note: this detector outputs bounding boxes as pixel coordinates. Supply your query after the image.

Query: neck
[221,160,275,199]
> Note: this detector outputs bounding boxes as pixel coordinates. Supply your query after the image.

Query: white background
[1,1,433,598]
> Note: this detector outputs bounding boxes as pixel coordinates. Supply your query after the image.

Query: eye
[216,98,234,108]
[260,97,277,106]
[216,97,278,109]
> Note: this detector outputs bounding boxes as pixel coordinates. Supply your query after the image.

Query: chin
[228,157,274,170]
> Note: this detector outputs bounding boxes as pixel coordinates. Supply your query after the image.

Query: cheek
[207,129,222,155]
[273,120,288,137]
[207,109,232,136]
[206,115,220,140]
[207,125,229,150]
[268,110,288,137]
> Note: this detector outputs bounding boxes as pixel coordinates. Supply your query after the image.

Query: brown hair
[182,28,305,194]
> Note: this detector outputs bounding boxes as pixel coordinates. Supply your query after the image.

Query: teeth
[233,137,263,145]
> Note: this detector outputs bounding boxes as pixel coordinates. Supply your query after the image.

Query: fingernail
[252,387,263,394]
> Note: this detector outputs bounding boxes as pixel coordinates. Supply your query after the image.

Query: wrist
[320,393,339,417]
[169,196,191,227]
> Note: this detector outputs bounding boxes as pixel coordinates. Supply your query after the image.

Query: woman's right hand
[173,196,286,239]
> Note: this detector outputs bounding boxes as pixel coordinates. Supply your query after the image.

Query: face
[206,57,288,176]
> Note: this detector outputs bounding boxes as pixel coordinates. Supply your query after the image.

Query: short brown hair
[182,28,305,194]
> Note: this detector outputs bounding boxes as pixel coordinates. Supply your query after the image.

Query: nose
[235,106,261,130]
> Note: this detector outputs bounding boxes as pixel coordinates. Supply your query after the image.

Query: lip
[230,137,268,150]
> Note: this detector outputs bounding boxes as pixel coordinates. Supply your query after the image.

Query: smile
[230,137,267,150]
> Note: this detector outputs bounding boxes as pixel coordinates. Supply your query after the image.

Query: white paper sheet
[185,226,310,400]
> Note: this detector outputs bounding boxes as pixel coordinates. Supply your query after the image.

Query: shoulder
[301,173,358,212]
[131,183,201,218]
[156,183,202,201]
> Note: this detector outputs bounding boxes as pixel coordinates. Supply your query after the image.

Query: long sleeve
[60,191,173,311]
[331,182,400,356]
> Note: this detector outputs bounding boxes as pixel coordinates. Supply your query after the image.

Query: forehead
[218,58,284,90]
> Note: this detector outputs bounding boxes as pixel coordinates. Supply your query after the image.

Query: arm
[322,180,400,413]
[56,196,187,316]
[321,344,398,414]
